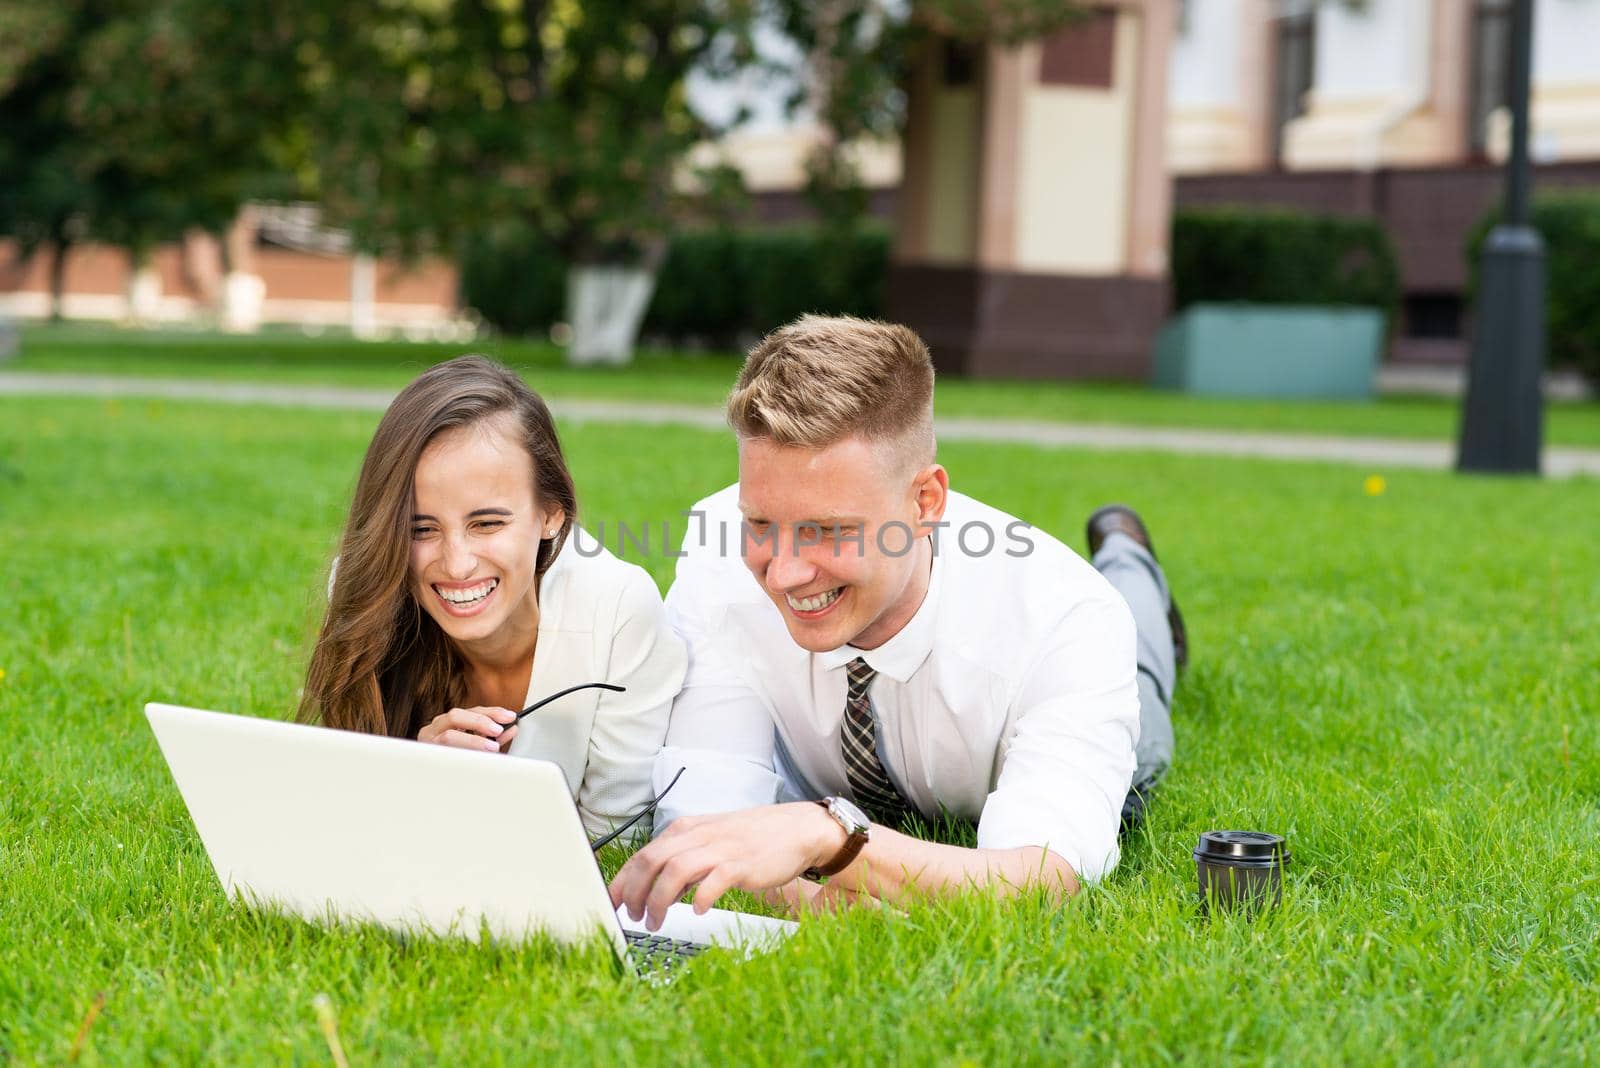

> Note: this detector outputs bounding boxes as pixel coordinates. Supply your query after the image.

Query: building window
[942,39,977,88]
[1039,9,1117,89]
[1468,0,1514,158]
[1403,293,1464,341]
[1272,4,1316,164]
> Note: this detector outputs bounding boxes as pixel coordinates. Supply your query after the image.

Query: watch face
[829,796,871,834]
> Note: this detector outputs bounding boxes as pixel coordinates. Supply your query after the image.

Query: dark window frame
[1271,7,1317,167]
[1467,0,1514,160]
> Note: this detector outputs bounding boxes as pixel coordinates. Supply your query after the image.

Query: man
[609,316,1184,929]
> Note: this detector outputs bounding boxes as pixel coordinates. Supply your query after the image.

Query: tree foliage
[0,0,300,276]
[0,0,1085,336]
[294,0,756,264]
[64,0,305,256]
[0,5,96,263]
[767,0,1085,233]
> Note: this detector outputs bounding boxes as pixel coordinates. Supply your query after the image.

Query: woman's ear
[542,506,567,539]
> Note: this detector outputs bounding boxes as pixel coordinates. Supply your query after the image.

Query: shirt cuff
[651,746,784,836]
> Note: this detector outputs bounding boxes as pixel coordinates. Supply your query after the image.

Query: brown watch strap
[804,799,869,880]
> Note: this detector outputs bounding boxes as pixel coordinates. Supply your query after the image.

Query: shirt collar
[815,547,943,683]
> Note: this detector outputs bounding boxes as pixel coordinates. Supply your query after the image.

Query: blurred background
[1,0,1596,395]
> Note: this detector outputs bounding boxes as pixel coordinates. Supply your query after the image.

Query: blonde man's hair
[727,315,936,469]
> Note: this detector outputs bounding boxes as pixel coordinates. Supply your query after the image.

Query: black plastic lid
[1193,830,1289,866]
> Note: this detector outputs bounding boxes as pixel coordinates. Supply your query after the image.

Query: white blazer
[506,531,686,837]
[328,531,686,838]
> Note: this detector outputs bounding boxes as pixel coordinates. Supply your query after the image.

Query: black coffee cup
[1193,830,1289,913]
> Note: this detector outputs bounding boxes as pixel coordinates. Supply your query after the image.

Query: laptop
[144,702,797,975]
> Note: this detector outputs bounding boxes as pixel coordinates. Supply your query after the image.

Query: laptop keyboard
[624,929,710,972]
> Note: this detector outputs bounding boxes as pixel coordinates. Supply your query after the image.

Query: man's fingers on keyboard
[645,848,717,929]
[610,836,682,918]
[691,864,743,916]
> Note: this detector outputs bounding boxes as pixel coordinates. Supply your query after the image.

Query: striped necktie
[840,657,912,826]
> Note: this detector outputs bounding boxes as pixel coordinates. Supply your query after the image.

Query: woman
[299,355,685,838]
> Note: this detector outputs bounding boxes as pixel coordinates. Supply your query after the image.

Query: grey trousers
[1091,532,1178,823]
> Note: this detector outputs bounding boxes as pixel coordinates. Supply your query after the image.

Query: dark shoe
[1086,504,1188,670]
[1119,772,1162,834]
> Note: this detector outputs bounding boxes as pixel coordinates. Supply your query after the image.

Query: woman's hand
[417,706,518,753]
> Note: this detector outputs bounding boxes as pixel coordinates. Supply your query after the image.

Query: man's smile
[784,586,844,617]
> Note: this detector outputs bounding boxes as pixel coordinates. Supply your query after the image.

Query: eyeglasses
[513,681,684,852]
[515,681,626,723]
[590,766,685,852]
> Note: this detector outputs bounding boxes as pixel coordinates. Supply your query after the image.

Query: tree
[65,0,305,256]
[0,0,302,321]
[0,4,98,319]
[768,0,1085,235]
[294,0,755,363]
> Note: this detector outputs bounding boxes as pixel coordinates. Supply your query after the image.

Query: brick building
[701,0,1600,375]
[0,204,463,339]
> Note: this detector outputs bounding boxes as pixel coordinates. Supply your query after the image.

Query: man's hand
[417,706,518,753]
[608,803,846,930]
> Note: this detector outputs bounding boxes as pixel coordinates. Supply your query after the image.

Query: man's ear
[911,464,949,526]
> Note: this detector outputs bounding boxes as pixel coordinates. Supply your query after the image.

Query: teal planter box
[1152,303,1384,399]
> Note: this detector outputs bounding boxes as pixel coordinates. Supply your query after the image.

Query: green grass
[3,396,1598,1062]
[10,322,1600,448]
[5,323,748,406]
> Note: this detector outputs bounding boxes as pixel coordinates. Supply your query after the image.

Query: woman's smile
[432,577,501,616]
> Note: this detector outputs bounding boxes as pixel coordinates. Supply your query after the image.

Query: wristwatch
[803,796,871,881]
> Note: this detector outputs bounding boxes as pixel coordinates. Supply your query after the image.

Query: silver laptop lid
[145,702,626,954]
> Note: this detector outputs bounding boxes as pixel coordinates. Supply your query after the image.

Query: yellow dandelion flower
[1364,475,1387,496]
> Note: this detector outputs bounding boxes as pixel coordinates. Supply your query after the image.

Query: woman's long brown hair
[298,355,578,738]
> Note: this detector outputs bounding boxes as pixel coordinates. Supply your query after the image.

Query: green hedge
[465,210,1411,351]
[652,226,890,343]
[457,226,569,339]
[1170,207,1401,326]
[1468,190,1600,387]
[460,225,891,345]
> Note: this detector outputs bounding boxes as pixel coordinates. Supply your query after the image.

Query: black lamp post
[1457,0,1544,474]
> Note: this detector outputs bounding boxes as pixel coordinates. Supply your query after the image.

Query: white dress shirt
[653,484,1141,881]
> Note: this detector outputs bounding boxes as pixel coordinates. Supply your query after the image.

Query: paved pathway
[4,370,1598,478]
[1375,363,1592,402]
